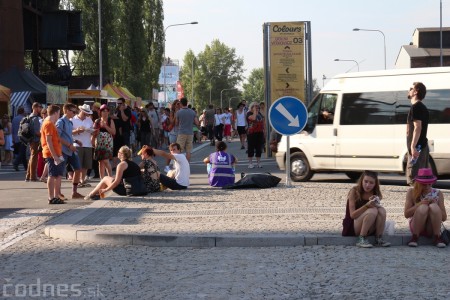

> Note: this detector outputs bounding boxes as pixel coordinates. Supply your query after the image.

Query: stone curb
[44,226,439,247]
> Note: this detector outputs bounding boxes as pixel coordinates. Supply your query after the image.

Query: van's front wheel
[290,152,314,182]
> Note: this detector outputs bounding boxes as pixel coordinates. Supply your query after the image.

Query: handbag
[123,175,148,196]
[342,199,355,236]
[441,223,450,245]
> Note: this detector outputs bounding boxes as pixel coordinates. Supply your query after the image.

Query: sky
[163,0,449,88]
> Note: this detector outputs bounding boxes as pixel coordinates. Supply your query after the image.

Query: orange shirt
[40,118,62,158]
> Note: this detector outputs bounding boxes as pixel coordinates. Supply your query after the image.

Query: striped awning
[10,91,31,108]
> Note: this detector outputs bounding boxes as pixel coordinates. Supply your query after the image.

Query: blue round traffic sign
[269,96,308,136]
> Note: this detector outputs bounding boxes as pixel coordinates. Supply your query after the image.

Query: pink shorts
[224,124,231,136]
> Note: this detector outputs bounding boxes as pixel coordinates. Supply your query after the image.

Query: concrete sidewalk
[43,178,441,247]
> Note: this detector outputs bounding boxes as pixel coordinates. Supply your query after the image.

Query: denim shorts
[46,158,65,177]
[63,152,81,171]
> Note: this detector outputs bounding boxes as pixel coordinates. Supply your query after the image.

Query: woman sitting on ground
[85,145,142,200]
[203,141,237,187]
[346,170,391,248]
[404,168,447,248]
[138,145,161,193]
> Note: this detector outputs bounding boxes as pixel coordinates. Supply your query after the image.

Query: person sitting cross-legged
[85,146,142,200]
[203,141,237,187]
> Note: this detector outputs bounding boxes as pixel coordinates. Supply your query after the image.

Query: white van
[275,67,450,181]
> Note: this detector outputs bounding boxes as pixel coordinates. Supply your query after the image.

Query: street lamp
[220,88,237,109]
[440,0,443,66]
[334,59,360,72]
[322,75,327,87]
[189,57,195,106]
[98,0,102,89]
[353,28,386,69]
[209,74,228,104]
[163,21,198,103]
[228,96,239,109]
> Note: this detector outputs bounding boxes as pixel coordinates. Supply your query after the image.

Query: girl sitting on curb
[344,170,391,248]
[404,168,447,248]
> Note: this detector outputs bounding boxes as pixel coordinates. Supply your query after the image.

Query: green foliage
[65,0,163,98]
[180,39,244,111]
[242,68,264,103]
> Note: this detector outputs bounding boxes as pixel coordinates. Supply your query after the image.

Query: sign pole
[286,136,291,187]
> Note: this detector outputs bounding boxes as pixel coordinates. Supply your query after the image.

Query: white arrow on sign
[275,103,299,127]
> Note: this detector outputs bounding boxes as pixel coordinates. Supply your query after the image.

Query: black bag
[222,172,281,189]
[342,199,355,236]
[123,175,148,196]
[441,223,450,245]
[18,115,37,144]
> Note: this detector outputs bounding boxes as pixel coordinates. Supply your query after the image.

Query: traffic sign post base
[285,136,291,187]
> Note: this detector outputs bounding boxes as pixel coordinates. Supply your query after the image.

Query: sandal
[78,182,92,188]
[48,198,65,204]
[58,194,67,201]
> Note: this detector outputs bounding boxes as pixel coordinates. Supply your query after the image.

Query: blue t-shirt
[56,116,74,156]
[176,108,196,135]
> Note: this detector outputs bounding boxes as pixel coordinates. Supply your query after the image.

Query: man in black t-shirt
[406,82,429,185]
[115,98,132,148]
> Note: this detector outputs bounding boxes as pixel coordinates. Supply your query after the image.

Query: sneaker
[14,165,19,171]
[248,163,254,169]
[72,192,85,199]
[434,236,446,248]
[408,234,419,247]
[375,236,391,247]
[356,236,373,248]
[241,145,245,150]
[256,163,262,168]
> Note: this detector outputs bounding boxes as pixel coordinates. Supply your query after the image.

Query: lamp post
[353,28,386,69]
[322,75,327,87]
[220,88,237,109]
[440,0,443,66]
[98,0,102,90]
[190,57,195,106]
[334,59,360,71]
[209,74,228,104]
[228,96,239,109]
[163,22,198,104]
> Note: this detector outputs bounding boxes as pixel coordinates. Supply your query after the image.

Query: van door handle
[333,128,337,136]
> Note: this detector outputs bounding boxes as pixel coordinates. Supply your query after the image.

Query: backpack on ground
[18,115,37,144]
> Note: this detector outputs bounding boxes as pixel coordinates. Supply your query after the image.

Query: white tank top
[236,110,246,126]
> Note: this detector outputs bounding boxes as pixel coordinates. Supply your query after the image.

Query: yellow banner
[269,22,305,103]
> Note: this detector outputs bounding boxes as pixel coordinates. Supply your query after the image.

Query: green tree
[180,39,244,110]
[242,68,264,103]
[65,0,163,97]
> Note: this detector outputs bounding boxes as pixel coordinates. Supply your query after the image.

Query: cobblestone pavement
[1,231,450,299]
[2,139,450,298]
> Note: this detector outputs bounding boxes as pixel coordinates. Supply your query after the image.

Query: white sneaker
[248,163,254,169]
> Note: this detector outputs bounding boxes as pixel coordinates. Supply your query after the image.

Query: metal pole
[191,57,195,106]
[440,0,443,67]
[334,59,359,71]
[286,136,291,187]
[306,21,313,104]
[98,0,102,90]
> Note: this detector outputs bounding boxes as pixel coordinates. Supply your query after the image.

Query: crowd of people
[0,97,266,200]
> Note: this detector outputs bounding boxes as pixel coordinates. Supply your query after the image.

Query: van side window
[397,89,450,124]
[341,92,396,125]
[342,89,450,125]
